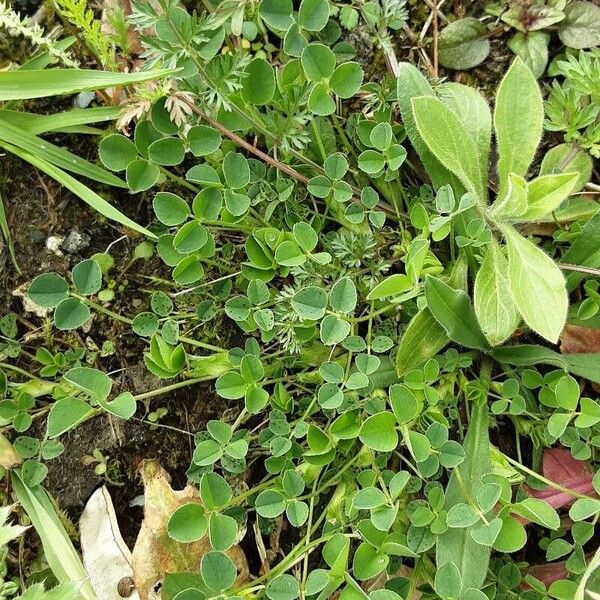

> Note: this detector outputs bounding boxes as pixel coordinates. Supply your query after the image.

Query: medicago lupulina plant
[2,1,600,599]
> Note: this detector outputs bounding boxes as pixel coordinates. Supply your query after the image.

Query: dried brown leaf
[131,460,248,600]
[561,324,600,354]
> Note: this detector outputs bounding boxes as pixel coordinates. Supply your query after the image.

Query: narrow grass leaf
[0,119,126,188]
[0,68,176,101]
[11,472,97,599]
[4,142,155,239]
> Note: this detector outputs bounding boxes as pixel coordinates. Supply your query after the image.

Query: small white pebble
[45,236,64,256]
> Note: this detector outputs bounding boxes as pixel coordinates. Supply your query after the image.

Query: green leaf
[320,315,351,345]
[174,222,208,254]
[259,0,294,30]
[0,106,121,135]
[283,23,309,57]
[215,372,247,400]
[425,275,488,349]
[100,391,136,420]
[446,504,479,528]
[330,62,363,98]
[255,490,286,518]
[168,503,207,542]
[308,82,335,116]
[511,498,560,530]
[28,273,69,308]
[359,412,398,452]
[367,274,412,300]
[298,0,330,32]
[209,513,237,551]
[200,551,237,592]
[242,58,276,105]
[292,287,327,320]
[470,517,502,547]
[53,298,90,330]
[47,397,93,438]
[329,277,357,313]
[274,240,305,266]
[439,82,491,191]
[474,241,519,345]
[153,192,190,226]
[72,259,102,296]
[187,125,221,157]
[493,516,527,553]
[494,58,543,198]
[489,172,528,220]
[436,401,491,595]
[0,68,175,101]
[301,44,336,81]
[502,225,568,343]
[438,18,490,70]
[200,473,232,510]
[99,134,137,171]
[132,312,159,337]
[358,150,385,174]
[172,256,204,285]
[126,159,160,193]
[558,1,600,49]
[0,119,126,188]
[10,473,96,599]
[396,308,449,376]
[569,498,600,521]
[148,137,185,166]
[540,143,592,195]
[286,500,309,527]
[223,152,250,189]
[517,172,579,222]
[224,190,251,217]
[508,31,550,79]
[63,366,111,401]
[396,63,460,192]
[369,123,393,152]
[412,96,485,201]
[491,344,600,384]
[434,562,463,600]
[266,574,300,600]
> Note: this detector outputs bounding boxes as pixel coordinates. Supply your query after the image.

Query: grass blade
[3,142,156,239]
[0,191,19,272]
[19,37,77,71]
[0,119,126,188]
[0,68,176,101]
[0,106,121,135]
[11,472,97,600]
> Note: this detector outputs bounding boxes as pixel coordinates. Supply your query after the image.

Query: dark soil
[0,137,229,545]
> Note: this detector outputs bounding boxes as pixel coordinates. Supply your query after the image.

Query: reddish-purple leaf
[526,448,595,510]
[526,560,568,588]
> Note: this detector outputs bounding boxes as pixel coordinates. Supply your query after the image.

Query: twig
[432,0,439,78]
[183,100,311,185]
[559,263,600,277]
[182,98,398,215]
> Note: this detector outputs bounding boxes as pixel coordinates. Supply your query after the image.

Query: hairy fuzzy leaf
[412,96,485,202]
[494,58,544,197]
[474,241,520,345]
[502,225,567,343]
